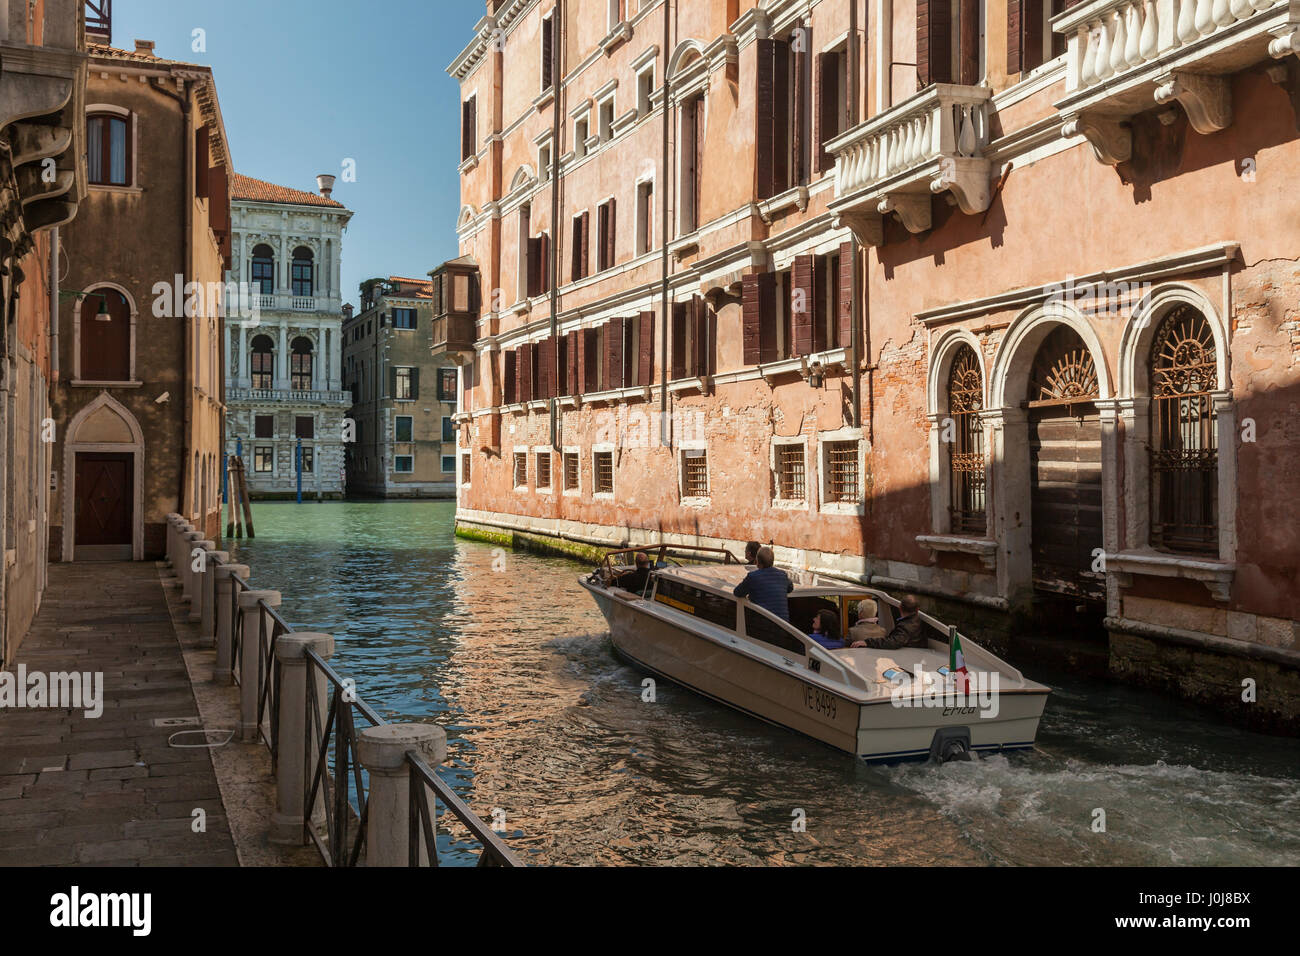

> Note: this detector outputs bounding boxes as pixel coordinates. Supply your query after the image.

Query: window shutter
[772,40,790,193]
[606,198,616,270]
[638,310,654,386]
[527,237,541,297]
[693,297,711,377]
[519,341,533,402]
[581,327,599,393]
[671,301,687,379]
[838,242,854,349]
[539,232,550,293]
[1022,0,1046,72]
[503,351,516,404]
[743,273,777,366]
[567,331,579,396]
[542,16,553,90]
[606,318,625,389]
[410,367,420,400]
[791,254,816,356]
[812,257,829,353]
[1007,0,1023,75]
[960,0,980,85]
[462,97,476,161]
[581,210,590,279]
[813,53,832,174]
[792,37,807,186]
[694,97,706,227]
[917,0,952,87]
[389,366,397,399]
[755,38,775,200]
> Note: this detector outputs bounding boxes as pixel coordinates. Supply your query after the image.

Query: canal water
[228,501,1300,866]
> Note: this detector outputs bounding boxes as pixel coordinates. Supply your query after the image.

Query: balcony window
[251,335,274,389]
[251,245,274,295]
[87,113,131,187]
[290,337,313,391]
[291,247,314,297]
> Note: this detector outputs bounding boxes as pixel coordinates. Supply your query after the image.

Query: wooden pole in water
[238,459,255,538]
[226,458,237,539]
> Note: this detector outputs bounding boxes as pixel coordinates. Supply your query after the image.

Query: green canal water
[227,500,1300,866]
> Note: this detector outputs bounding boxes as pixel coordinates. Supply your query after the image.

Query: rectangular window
[254,446,273,473]
[815,50,847,172]
[295,416,314,440]
[636,65,655,117]
[538,142,552,179]
[461,95,477,162]
[571,212,589,282]
[394,367,414,400]
[597,199,615,272]
[461,452,471,485]
[537,451,552,489]
[442,417,455,442]
[291,350,312,391]
[541,13,554,91]
[438,368,458,403]
[776,444,806,501]
[598,95,615,142]
[593,451,614,494]
[251,351,273,390]
[681,95,704,233]
[564,451,579,491]
[254,415,274,439]
[681,449,709,498]
[825,441,860,503]
[300,447,314,473]
[393,308,417,330]
[575,117,590,158]
[395,415,413,443]
[514,451,528,488]
[394,455,414,473]
[635,181,653,255]
[442,455,457,473]
[88,114,131,187]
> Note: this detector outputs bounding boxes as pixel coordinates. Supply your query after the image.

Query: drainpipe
[849,0,864,431]
[49,227,59,384]
[549,0,563,450]
[658,0,671,446]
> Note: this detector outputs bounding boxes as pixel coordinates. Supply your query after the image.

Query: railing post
[269,632,334,844]
[180,531,204,605]
[164,514,182,573]
[357,724,447,867]
[189,540,216,623]
[202,550,228,639]
[237,590,281,741]
[214,563,249,685]
[168,518,191,579]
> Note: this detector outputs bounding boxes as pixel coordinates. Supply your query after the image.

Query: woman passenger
[809,609,845,650]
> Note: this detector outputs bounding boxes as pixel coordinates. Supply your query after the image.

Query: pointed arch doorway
[1026,326,1104,602]
[63,393,146,561]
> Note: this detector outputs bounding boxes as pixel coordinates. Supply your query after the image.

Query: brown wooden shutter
[811,256,829,353]
[462,97,476,161]
[606,318,625,389]
[539,232,550,293]
[791,254,815,356]
[838,242,854,349]
[814,53,839,174]
[519,342,533,401]
[580,210,590,280]
[960,0,980,85]
[792,38,807,185]
[671,302,688,379]
[565,331,577,396]
[527,237,541,297]
[773,40,790,193]
[755,39,775,200]
[542,15,553,90]
[575,329,587,394]
[917,0,952,87]
[742,273,777,365]
[410,367,420,400]
[638,310,654,386]
[195,125,210,199]
[1007,0,1023,75]
[581,327,598,392]
[694,297,712,376]
[606,198,616,270]
[1023,0,1046,72]
[504,350,517,404]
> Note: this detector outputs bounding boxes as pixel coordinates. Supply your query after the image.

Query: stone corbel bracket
[1062,111,1132,166]
[832,211,882,247]
[930,155,992,216]
[1153,72,1231,135]
[877,193,931,234]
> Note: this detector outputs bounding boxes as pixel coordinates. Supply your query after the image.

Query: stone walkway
[0,562,239,866]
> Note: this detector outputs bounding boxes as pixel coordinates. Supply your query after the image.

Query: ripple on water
[229,502,1300,866]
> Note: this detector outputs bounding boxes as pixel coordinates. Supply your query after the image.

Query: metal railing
[223,559,520,867]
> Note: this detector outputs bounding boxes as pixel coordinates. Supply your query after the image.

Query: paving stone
[68,750,139,771]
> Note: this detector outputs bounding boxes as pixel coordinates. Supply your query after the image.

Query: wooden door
[75,453,133,547]
[1029,405,1103,600]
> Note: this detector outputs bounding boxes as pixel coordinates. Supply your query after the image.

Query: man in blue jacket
[733,546,793,621]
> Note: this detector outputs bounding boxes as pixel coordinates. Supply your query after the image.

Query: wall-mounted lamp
[58,289,112,321]
[802,359,825,390]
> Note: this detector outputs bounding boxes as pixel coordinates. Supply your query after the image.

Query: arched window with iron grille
[1150,305,1218,554]
[947,344,986,534]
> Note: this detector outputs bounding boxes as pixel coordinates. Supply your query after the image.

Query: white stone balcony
[1054,0,1300,163]
[228,387,351,405]
[826,84,993,245]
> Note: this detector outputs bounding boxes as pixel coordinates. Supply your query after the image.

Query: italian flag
[950,633,970,694]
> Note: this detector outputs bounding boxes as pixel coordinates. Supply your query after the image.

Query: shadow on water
[228,501,1300,866]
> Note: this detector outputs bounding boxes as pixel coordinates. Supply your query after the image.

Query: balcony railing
[827,83,993,243]
[1055,0,1295,161]
[291,296,317,311]
[228,387,351,404]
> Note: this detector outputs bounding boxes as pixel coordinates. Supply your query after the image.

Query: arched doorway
[63,393,145,561]
[1026,326,1103,602]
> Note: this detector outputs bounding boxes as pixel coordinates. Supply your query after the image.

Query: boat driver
[614,552,653,595]
[733,546,793,621]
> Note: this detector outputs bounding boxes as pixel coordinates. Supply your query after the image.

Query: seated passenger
[733,546,793,621]
[850,594,927,650]
[847,598,888,645]
[809,609,845,650]
[744,540,762,566]
[615,552,653,595]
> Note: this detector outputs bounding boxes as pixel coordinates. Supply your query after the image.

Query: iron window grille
[825,441,859,503]
[947,345,986,533]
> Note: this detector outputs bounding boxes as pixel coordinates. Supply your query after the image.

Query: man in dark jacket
[615,552,653,595]
[733,547,793,621]
[850,594,927,649]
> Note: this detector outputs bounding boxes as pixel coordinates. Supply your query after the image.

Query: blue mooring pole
[296,438,303,504]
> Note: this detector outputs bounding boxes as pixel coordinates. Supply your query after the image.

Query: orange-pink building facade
[447,0,1300,729]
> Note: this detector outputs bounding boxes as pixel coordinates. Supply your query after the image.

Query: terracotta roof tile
[230,173,346,209]
[87,42,206,70]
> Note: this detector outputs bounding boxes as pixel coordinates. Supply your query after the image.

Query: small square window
[441,455,456,473]
[514,451,528,488]
[394,455,414,473]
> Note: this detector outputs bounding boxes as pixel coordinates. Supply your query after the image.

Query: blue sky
[113,0,482,306]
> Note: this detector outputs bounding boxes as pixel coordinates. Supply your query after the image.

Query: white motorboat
[580,545,1051,763]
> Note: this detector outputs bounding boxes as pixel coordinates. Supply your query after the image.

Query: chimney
[342,304,354,320]
[316,174,336,199]
[134,39,156,57]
